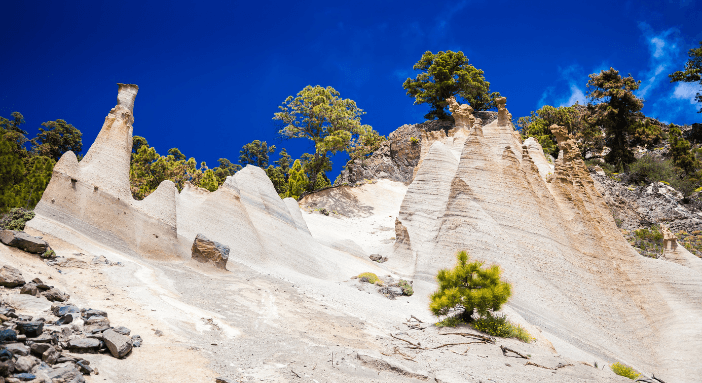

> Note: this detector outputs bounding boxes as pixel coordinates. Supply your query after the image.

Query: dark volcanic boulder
[0,230,49,254]
[67,338,101,353]
[42,288,70,302]
[191,234,229,269]
[0,329,17,342]
[16,321,43,338]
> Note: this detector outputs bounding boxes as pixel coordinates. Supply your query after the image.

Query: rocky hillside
[336,112,497,185]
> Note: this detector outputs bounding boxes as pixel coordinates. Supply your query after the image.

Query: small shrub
[610,362,640,380]
[472,313,512,337]
[41,248,56,259]
[357,272,382,285]
[410,137,419,146]
[0,208,36,231]
[471,313,534,343]
[398,279,413,296]
[435,314,464,328]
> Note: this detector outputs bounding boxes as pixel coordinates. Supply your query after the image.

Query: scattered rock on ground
[0,266,25,288]
[191,234,229,269]
[67,338,101,353]
[0,230,49,254]
[102,329,132,359]
[15,321,43,338]
[41,288,70,302]
[369,254,388,263]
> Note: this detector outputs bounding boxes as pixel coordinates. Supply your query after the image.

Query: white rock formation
[28,84,383,281]
[389,98,702,381]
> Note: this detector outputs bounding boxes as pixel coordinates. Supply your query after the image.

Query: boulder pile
[0,265,140,382]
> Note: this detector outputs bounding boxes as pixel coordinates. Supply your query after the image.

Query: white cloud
[673,82,700,104]
[636,23,681,98]
[536,64,589,109]
[559,84,586,107]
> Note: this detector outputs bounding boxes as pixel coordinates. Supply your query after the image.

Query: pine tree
[21,156,55,208]
[430,251,512,321]
[669,126,699,175]
[0,137,26,212]
[286,160,308,200]
[198,169,219,192]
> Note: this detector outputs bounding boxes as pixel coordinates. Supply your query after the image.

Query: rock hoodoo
[27,84,383,281]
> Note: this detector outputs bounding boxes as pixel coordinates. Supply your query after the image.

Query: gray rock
[112,326,130,336]
[16,321,43,338]
[0,265,25,288]
[14,372,36,381]
[191,234,229,269]
[41,288,69,302]
[131,334,142,348]
[30,343,54,357]
[0,359,14,376]
[29,333,53,343]
[13,356,38,373]
[0,329,18,342]
[84,316,110,333]
[67,338,101,353]
[76,360,93,375]
[102,329,132,358]
[52,304,79,317]
[32,278,51,291]
[55,313,74,325]
[81,309,107,320]
[42,348,60,364]
[44,363,85,383]
[369,254,388,263]
[4,343,29,356]
[0,230,49,254]
[19,283,38,296]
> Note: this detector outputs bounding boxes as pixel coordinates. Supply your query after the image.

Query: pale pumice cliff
[390,98,702,382]
[28,84,384,281]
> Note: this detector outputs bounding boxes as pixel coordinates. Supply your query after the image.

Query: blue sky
[1,0,701,178]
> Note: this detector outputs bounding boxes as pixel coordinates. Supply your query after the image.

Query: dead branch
[439,332,495,344]
[393,346,416,361]
[526,361,553,370]
[410,315,424,323]
[430,342,481,349]
[500,345,529,359]
[391,333,421,347]
[291,369,301,378]
[556,363,574,369]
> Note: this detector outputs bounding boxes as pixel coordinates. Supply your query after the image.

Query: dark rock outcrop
[0,230,49,254]
[191,234,229,269]
[337,116,497,185]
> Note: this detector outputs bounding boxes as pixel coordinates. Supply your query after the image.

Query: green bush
[435,314,464,328]
[472,313,534,343]
[610,362,640,380]
[627,155,676,185]
[0,208,35,231]
[357,272,383,285]
[430,251,511,321]
[398,279,413,296]
[410,137,419,146]
[41,248,55,259]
